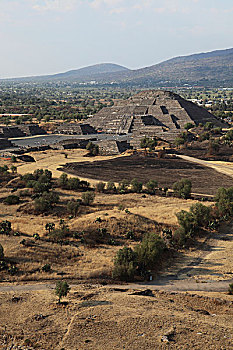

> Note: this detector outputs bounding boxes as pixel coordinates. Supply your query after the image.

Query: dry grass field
[0,285,232,349]
[0,149,233,349]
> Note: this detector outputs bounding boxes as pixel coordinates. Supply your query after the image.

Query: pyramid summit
[88,90,225,143]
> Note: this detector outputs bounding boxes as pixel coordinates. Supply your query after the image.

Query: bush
[112,247,137,282]
[58,173,68,189]
[225,129,233,141]
[106,181,116,193]
[42,264,51,272]
[55,281,70,303]
[4,195,20,205]
[67,177,80,190]
[0,220,11,235]
[34,191,59,214]
[86,142,99,156]
[173,179,192,199]
[117,179,129,193]
[82,191,95,205]
[176,210,197,236]
[184,122,195,130]
[131,178,142,193]
[135,233,166,275]
[204,122,214,130]
[95,182,106,193]
[215,187,233,216]
[189,203,211,227]
[0,244,4,259]
[173,226,187,246]
[145,180,158,194]
[228,283,233,295]
[67,199,80,217]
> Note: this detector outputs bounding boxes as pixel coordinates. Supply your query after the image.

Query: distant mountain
[4,48,233,87]
[49,63,129,80]
[119,48,233,87]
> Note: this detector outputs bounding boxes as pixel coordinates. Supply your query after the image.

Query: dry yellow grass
[0,286,232,349]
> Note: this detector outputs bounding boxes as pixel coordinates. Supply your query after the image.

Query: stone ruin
[88,90,225,147]
[55,123,96,135]
[0,124,46,138]
[98,140,130,155]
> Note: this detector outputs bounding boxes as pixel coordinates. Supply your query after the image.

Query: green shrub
[42,264,51,272]
[117,179,129,193]
[176,210,197,236]
[184,122,195,130]
[67,199,80,217]
[58,173,68,189]
[145,180,158,194]
[55,281,70,303]
[82,191,95,205]
[4,195,20,205]
[67,177,80,190]
[95,182,106,193]
[106,181,116,193]
[204,122,214,130]
[112,247,137,282]
[34,191,59,214]
[173,226,187,246]
[189,203,211,227]
[135,233,166,275]
[225,129,233,141]
[86,142,99,156]
[131,178,142,193]
[173,179,192,199]
[0,220,11,235]
[215,187,233,216]
[228,283,233,295]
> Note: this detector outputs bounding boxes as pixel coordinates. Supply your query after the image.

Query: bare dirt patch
[60,154,233,195]
[0,285,232,349]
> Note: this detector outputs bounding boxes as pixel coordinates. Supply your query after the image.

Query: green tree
[145,180,158,194]
[135,233,165,275]
[112,247,137,282]
[67,199,80,217]
[131,178,142,193]
[55,281,70,303]
[82,191,95,205]
[173,179,192,199]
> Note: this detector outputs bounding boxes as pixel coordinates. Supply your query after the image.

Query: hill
[4,48,233,87]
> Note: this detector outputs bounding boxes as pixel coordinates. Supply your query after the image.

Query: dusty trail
[178,154,233,179]
[1,225,232,294]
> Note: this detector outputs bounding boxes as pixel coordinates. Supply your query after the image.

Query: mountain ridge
[3,48,233,87]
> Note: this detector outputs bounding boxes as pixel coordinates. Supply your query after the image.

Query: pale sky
[0,0,233,78]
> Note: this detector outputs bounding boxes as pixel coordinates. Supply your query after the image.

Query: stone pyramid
[88,90,225,143]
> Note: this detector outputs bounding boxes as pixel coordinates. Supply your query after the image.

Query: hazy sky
[0,0,233,78]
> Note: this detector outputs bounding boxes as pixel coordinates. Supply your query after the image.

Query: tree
[145,180,158,194]
[45,222,55,234]
[11,155,17,163]
[184,122,195,130]
[10,165,17,174]
[140,136,157,152]
[135,233,165,275]
[131,178,142,193]
[82,191,95,205]
[4,195,20,205]
[0,220,11,235]
[67,199,80,217]
[95,182,106,193]
[173,179,192,199]
[86,142,99,156]
[0,243,4,259]
[55,281,70,303]
[112,247,137,281]
[58,173,68,189]
[189,203,211,227]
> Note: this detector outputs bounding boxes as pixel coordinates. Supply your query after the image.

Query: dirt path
[1,225,232,294]
[178,154,233,179]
